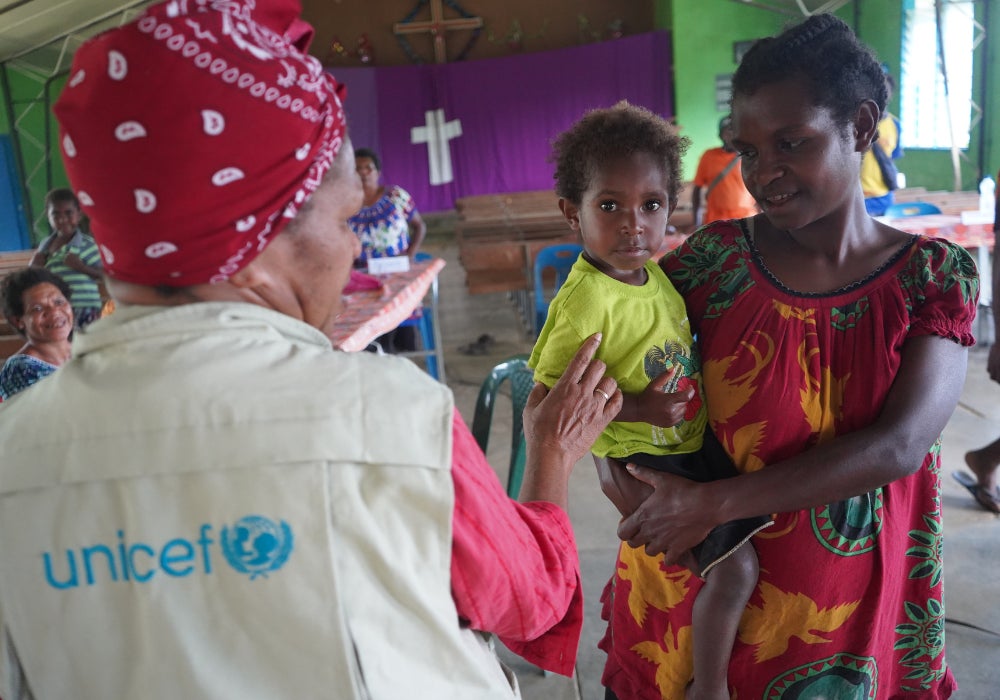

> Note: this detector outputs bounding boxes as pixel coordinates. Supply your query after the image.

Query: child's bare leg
[686,544,758,700]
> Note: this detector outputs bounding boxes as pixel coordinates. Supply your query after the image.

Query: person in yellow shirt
[861,74,902,215]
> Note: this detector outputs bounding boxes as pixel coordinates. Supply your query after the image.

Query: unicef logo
[220,515,294,580]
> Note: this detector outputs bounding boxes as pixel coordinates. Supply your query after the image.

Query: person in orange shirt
[691,115,758,227]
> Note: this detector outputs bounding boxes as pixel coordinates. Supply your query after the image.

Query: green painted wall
[659,0,997,191]
[663,0,787,180]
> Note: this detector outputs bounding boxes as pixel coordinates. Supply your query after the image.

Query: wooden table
[881,213,994,251]
[329,257,446,380]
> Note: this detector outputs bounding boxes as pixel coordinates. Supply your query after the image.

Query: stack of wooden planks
[454,184,698,295]
[455,190,577,295]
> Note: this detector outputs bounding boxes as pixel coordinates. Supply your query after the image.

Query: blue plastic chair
[533,243,583,335]
[884,201,942,217]
[397,252,441,380]
[471,355,535,498]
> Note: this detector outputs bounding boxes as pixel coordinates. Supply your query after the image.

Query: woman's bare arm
[617,334,968,562]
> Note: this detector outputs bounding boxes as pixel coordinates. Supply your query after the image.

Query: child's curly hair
[551,101,689,209]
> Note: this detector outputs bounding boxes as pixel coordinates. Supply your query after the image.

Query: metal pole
[976,0,990,181]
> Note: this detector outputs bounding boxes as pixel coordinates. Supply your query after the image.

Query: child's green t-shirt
[529,256,707,459]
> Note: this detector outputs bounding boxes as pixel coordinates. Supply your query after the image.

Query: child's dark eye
[736,148,756,160]
[643,200,662,212]
[599,200,618,212]
[780,138,805,151]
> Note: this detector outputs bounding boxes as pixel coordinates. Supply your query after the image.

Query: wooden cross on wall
[393,0,483,64]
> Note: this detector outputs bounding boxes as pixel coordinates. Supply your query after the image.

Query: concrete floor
[419,237,1000,700]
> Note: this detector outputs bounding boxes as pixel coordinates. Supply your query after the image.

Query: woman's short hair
[2,267,73,333]
[354,148,381,171]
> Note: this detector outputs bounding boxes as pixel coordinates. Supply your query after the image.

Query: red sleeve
[906,238,978,346]
[448,410,583,676]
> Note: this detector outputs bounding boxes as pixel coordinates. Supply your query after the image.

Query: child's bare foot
[684,679,731,700]
[960,450,1000,514]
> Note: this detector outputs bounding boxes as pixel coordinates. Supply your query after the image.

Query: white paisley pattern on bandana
[53,0,347,287]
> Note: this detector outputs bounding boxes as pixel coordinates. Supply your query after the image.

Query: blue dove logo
[220,515,294,580]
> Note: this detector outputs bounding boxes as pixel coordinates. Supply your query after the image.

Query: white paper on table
[367,256,410,274]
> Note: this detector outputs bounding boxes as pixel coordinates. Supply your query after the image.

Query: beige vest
[0,303,519,699]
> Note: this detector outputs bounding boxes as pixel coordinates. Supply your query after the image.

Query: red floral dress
[599,219,978,699]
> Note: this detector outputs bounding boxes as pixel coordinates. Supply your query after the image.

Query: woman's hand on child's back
[617,465,718,562]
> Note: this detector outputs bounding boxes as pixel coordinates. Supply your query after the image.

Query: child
[529,101,772,700]
[29,188,103,329]
[600,14,976,700]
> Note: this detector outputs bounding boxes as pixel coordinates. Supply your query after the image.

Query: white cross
[411,108,462,185]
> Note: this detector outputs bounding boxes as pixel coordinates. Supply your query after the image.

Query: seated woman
[0,267,74,400]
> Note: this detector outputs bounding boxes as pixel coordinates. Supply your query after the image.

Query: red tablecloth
[329,257,445,352]
[883,214,995,251]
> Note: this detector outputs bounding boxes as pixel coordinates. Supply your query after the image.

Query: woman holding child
[600,14,976,699]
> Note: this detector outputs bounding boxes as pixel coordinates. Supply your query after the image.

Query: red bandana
[53,0,346,286]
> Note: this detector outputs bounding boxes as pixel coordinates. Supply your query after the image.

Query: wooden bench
[455,185,697,295]
[0,249,34,277]
[455,190,576,295]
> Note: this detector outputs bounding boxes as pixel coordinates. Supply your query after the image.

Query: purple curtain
[331,31,674,212]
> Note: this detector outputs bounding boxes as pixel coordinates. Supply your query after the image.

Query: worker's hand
[520,334,621,504]
[524,333,621,459]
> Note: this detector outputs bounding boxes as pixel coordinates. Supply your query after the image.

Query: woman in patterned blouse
[348,148,428,353]
[0,267,74,401]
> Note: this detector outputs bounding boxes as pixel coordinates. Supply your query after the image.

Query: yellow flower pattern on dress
[777,299,850,443]
[703,330,774,472]
[618,545,692,627]
[739,581,860,662]
[702,330,774,425]
[632,624,694,700]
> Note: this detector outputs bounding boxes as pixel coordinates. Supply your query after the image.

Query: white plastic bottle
[980,175,996,214]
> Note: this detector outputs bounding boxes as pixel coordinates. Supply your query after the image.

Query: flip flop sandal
[457,333,497,356]
[952,471,1000,514]
[458,339,490,356]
